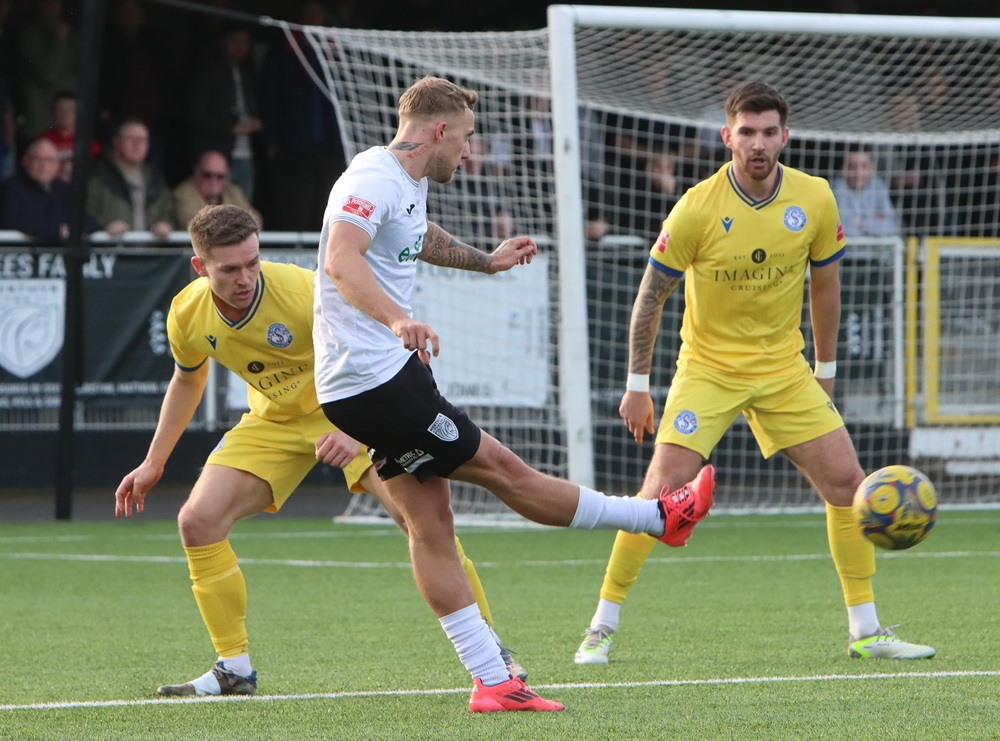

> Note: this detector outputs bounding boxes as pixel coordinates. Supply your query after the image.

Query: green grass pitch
[1,509,998,739]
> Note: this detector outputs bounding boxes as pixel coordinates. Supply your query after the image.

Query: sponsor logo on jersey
[406,203,416,215]
[343,195,375,220]
[206,335,217,349]
[721,216,734,233]
[428,412,460,442]
[783,206,807,232]
[210,434,226,456]
[653,229,670,252]
[266,323,293,348]
[247,361,265,373]
[752,248,767,264]
[836,220,844,241]
[398,235,424,263]
[673,410,698,435]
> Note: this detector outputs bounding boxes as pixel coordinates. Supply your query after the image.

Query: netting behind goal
[290,7,1000,519]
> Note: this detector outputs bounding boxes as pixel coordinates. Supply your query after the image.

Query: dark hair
[724,81,790,128]
[114,116,149,136]
[187,204,260,259]
[51,90,77,106]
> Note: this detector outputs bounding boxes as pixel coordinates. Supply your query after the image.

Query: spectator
[830,148,899,238]
[173,150,261,229]
[257,1,346,230]
[187,24,261,202]
[16,0,78,140]
[99,0,177,179]
[0,137,95,239]
[86,117,174,239]
[37,91,102,183]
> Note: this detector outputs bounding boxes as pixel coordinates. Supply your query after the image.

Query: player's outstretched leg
[157,660,258,697]
[469,676,565,712]
[657,464,715,547]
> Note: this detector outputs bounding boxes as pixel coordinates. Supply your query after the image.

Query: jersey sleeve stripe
[175,358,207,372]
[810,246,846,267]
[648,257,685,277]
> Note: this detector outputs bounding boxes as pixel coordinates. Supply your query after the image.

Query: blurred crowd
[0,0,355,240]
[0,0,996,245]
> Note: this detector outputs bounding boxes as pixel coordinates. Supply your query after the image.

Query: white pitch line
[0,512,995,546]
[2,670,998,713]
[2,550,1000,569]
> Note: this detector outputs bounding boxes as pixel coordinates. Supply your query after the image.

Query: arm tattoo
[419,221,492,272]
[629,268,680,374]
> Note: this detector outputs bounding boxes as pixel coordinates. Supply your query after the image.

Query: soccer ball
[852,465,937,550]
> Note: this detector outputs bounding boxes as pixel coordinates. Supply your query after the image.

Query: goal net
[285,7,1000,519]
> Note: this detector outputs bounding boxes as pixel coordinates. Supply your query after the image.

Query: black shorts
[321,352,482,482]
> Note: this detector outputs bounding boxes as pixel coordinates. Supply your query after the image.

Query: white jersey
[313,146,429,402]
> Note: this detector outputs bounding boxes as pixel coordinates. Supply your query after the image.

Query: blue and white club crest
[673,410,698,435]
[783,206,807,232]
[266,322,293,348]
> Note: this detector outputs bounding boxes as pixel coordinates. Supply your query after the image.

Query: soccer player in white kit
[312,76,715,712]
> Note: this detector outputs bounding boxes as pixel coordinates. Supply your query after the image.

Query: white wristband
[813,360,837,379]
[626,373,650,393]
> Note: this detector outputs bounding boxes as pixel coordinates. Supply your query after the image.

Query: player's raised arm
[115,363,209,517]
[419,220,536,274]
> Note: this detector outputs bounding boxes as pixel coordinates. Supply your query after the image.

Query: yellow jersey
[168,261,320,422]
[649,163,845,376]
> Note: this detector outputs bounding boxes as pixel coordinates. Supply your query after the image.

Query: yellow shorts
[206,408,372,512]
[655,356,845,459]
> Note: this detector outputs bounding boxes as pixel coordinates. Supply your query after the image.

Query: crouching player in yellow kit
[114,204,524,696]
[573,81,935,665]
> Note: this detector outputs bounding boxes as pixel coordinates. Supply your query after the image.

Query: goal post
[287,6,1000,519]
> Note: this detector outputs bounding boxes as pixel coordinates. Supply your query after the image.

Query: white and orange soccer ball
[852,465,937,551]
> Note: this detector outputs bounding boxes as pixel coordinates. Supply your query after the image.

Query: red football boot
[657,464,715,547]
[468,676,565,712]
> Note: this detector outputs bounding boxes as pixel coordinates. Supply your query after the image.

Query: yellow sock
[826,502,876,606]
[455,535,493,625]
[598,528,657,605]
[185,540,249,658]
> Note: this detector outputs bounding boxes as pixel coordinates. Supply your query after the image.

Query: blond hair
[187,204,260,260]
[398,76,478,121]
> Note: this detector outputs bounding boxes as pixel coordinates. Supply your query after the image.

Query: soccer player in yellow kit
[574,81,935,664]
[114,204,524,696]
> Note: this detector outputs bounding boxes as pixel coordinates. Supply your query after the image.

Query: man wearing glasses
[174,150,261,229]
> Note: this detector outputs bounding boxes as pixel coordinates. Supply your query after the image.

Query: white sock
[590,598,622,632]
[219,654,252,677]
[485,620,504,647]
[440,603,509,686]
[848,602,880,639]
[570,486,663,535]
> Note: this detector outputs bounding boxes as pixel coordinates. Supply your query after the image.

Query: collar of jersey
[216,271,264,329]
[382,146,421,186]
[726,163,783,209]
